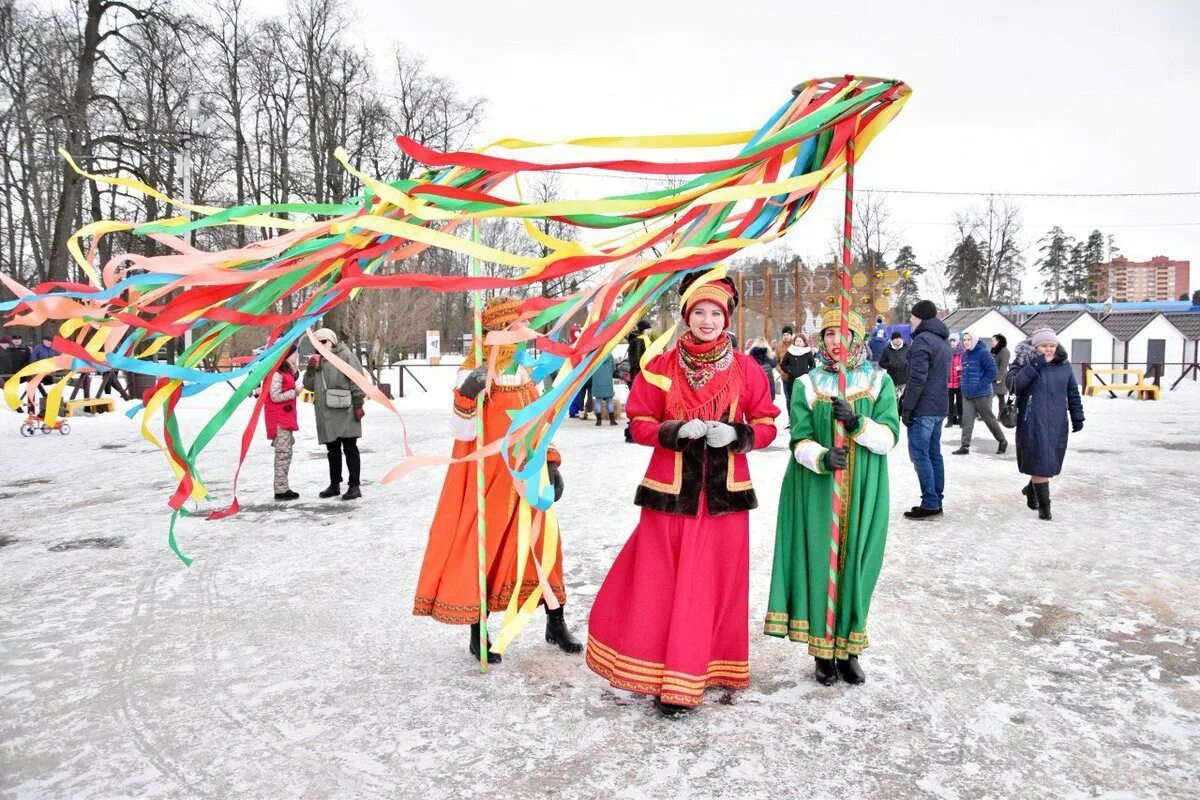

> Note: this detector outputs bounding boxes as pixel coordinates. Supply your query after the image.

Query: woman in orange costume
[585,274,780,715]
[413,296,582,663]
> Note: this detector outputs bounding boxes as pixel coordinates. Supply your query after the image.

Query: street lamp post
[178,94,202,351]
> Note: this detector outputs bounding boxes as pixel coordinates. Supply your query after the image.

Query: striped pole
[826,135,856,649]
[471,222,489,673]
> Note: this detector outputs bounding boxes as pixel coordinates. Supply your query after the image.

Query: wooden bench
[66,397,117,415]
[1084,368,1159,400]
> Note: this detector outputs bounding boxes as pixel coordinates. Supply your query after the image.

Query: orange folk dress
[413,350,566,624]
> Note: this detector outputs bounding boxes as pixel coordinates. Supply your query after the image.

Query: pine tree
[946,235,985,307]
[1035,226,1073,303]
[1065,241,1087,301]
[1082,230,1107,301]
[892,245,923,322]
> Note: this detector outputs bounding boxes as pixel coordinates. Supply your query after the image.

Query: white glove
[705,421,738,448]
[678,419,709,440]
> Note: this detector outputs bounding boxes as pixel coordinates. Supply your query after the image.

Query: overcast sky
[249,0,1200,301]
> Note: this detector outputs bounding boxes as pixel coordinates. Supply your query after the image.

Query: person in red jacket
[946,334,964,426]
[585,272,780,716]
[264,347,300,501]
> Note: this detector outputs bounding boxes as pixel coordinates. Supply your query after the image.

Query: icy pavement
[1,368,1198,799]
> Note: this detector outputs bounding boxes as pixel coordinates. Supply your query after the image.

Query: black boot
[1034,481,1052,521]
[319,483,341,499]
[595,415,602,427]
[341,484,361,501]
[654,697,695,718]
[468,622,502,664]
[836,655,866,685]
[1021,481,1038,510]
[274,490,299,501]
[544,606,583,653]
[814,657,839,686]
[609,412,618,426]
[952,446,969,455]
[997,440,1008,454]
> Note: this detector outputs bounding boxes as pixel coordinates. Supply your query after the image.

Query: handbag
[999,395,1019,428]
[325,388,352,409]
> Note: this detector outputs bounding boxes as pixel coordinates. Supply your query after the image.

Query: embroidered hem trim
[585,635,749,707]
[762,613,869,658]
[414,581,568,624]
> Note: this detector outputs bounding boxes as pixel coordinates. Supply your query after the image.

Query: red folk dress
[585,335,779,707]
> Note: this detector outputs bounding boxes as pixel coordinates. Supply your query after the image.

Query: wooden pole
[737,271,745,346]
[793,258,802,335]
[764,262,773,343]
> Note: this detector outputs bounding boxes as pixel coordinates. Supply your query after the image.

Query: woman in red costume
[585,273,780,715]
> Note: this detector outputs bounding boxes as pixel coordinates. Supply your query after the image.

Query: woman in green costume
[764,308,899,686]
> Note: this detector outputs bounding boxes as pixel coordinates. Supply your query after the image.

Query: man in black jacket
[878,331,909,397]
[901,300,951,519]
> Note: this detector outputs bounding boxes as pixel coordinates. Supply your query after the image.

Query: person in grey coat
[991,334,1010,415]
[304,327,367,500]
[591,352,618,426]
[1005,328,1084,521]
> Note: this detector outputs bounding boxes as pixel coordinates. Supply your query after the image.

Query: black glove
[1072,421,1084,433]
[831,397,861,430]
[548,462,565,502]
[902,408,914,428]
[822,446,848,472]
[458,366,488,400]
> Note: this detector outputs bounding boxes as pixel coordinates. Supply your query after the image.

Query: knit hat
[911,299,938,321]
[781,324,794,335]
[636,319,652,332]
[1030,327,1058,348]
[481,296,522,331]
[314,327,338,345]
[818,307,867,338]
[679,273,738,322]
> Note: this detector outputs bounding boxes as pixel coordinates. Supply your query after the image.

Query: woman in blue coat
[1005,328,1084,521]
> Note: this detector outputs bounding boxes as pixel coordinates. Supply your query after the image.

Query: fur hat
[1030,327,1058,348]
[911,299,938,321]
[314,328,338,345]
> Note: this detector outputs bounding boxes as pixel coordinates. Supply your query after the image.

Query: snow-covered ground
[2,367,1198,799]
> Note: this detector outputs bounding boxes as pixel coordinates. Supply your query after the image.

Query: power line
[862,189,1200,198]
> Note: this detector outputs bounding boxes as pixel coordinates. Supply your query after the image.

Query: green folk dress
[764,365,899,658]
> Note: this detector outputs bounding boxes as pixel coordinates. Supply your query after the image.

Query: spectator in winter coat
[946,335,964,426]
[953,333,1007,455]
[0,335,14,378]
[868,316,889,363]
[900,300,951,519]
[991,334,1010,415]
[747,338,778,400]
[774,325,794,373]
[264,349,301,501]
[8,334,31,373]
[878,332,909,397]
[591,352,618,426]
[624,320,654,443]
[779,333,816,424]
[1006,328,1084,522]
[304,327,367,501]
[30,335,58,363]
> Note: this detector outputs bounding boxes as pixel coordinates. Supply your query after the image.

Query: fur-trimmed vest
[626,350,780,516]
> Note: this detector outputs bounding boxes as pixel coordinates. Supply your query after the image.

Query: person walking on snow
[264,347,300,500]
[946,334,964,426]
[877,331,909,400]
[304,327,366,501]
[585,273,780,716]
[900,300,951,519]
[747,337,778,399]
[953,332,1008,455]
[1005,328,1084,521]
[765,308,899,687]
[591,351,618,426]
[414,296,581,664]
[779,333,817,425]
[991,334,1010,416]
